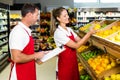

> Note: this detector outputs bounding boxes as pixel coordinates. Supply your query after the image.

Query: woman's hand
[89,25,97,35]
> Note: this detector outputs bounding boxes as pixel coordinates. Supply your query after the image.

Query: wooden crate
[79,20,101,32]
[99,66,120,80]
[99,20,115,30]
[94,20,120,38]
[105,30,120,45]
[98,20,120,31]
[86,54,120,80]
[77,44,120,80]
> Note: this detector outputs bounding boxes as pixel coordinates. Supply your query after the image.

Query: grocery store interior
[1,0,120,80]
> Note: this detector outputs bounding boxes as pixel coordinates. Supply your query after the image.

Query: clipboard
[37,46,65,64]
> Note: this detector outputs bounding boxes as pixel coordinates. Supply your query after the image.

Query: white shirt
[54,25,78,71]
[9,22,32,51]
[9,22,32,80]
[54,25,77,47]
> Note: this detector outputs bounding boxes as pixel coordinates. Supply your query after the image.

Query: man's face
[30,8,39,25]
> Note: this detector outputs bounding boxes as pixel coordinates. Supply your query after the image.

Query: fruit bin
[77,52,97,80]
[77,46,120,80]
[79,20,115,33]
[77,46,103,80]
[78,57,93,80]
[91,35,120,59]
[79,20,101,32]
[98,20,115,30]
[100,66,120,80]
[105,30,120,46]
[87,53,119,80]
[94,20,120,38]
[91,20,115,32]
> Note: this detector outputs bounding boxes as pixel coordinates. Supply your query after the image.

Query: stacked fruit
[88,54,117,75]
[40,12,51,19]
[78,62,84,72]
[79,21,108,33]
[37,36,56,50]
[10,13,21,19]
[93,23,108,30]
[40,20,50,26]
[80,74,92,80]
[77,45,89,53]
[95,25,120,38]
[93,23,101,30]
[79,23,92,32]
[104,73,120,80]
[81,48,103,60]
[108,31,120,43]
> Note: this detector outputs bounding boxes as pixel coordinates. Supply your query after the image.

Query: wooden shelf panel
[77,53,97,80]
[78,30,120,58]
[77,51,120,80]
[91,35,120,58]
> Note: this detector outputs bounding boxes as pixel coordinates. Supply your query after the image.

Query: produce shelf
[77,53,97,80]
[78,30,120,58]
[77,49,120,80]
[91,35,120,58]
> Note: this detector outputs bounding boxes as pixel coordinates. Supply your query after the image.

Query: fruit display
[38,12,56,51]
[77,44,120,80]
[40,12,50,35]
[34,36,56,51]
[10,13,21,19]
[78,20,120,80]
[93,23,101,30]
[78,62,84,73]
[79,20,108,32]
[79,20,100,32]
[81,48,103,60]
[79,23,92,32]
[78,60,92,80]
[79,20,115,33]
[104,73,120,80]
[67,8,78,31]
[40,19,50,26]
[10,13,21,29]
[77,45,89,53]
[68,17,77,26]
[40,12,51,19]
[107,30,120,43]
[80,74,92,80]
[88,54,117,75]
[95,20,120,38]
[93,20,114,30]
[98,20,115,29]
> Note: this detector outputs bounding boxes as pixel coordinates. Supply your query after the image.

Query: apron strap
[22,28,30,36]
[8,58,14,80]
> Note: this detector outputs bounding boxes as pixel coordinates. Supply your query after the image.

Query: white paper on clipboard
[40,47,65,62]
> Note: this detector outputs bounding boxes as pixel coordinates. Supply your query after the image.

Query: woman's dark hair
[50,7,66,35]
[21,3,39,17]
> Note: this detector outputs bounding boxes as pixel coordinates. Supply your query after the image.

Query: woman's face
[57,9,69,24]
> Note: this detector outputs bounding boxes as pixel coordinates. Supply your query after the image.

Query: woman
[51,7,96,80]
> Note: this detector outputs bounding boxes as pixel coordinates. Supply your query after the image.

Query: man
[9,3,45,80]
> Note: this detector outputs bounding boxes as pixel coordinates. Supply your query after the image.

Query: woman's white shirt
[54,25,77,71]
[54,25,77,47]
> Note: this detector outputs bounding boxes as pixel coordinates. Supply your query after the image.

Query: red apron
[9,29,36,80]
[58,32,80,80]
